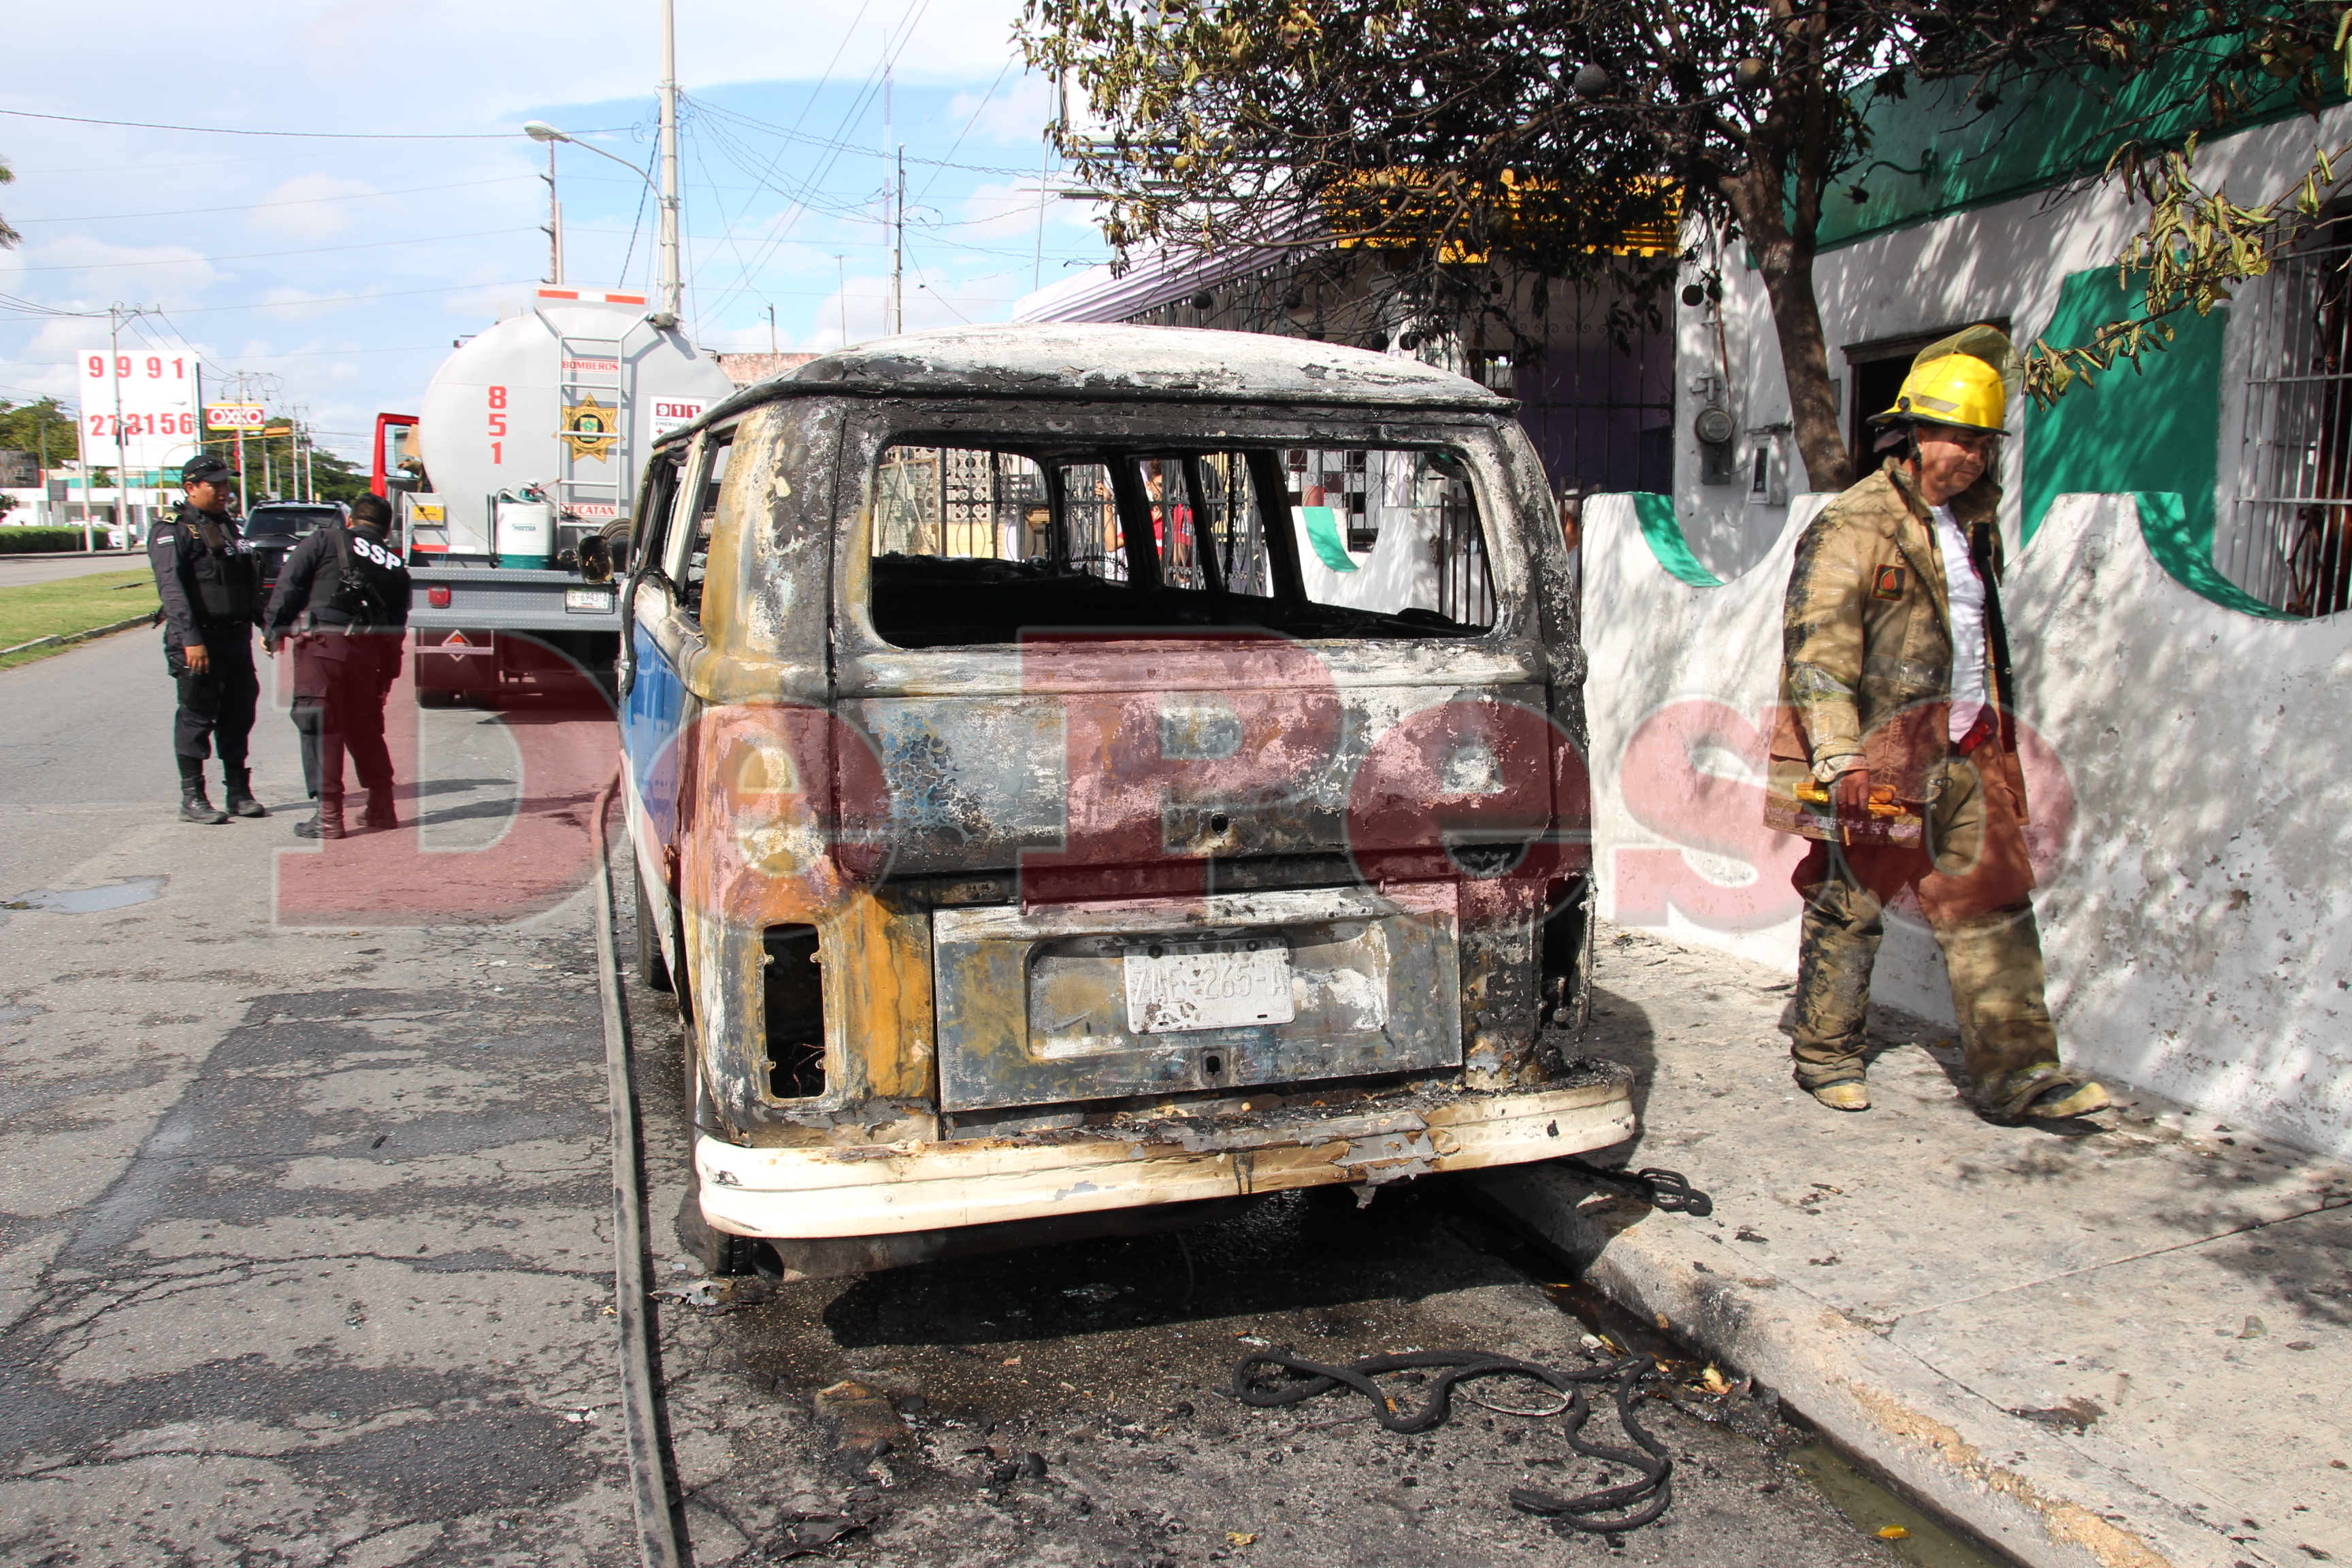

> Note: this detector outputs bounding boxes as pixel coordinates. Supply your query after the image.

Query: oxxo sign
[206,404,267,431]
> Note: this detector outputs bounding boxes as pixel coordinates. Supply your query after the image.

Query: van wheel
[674,1189,779,1279]
[634,866,673,993]
[674,1022,777,1279]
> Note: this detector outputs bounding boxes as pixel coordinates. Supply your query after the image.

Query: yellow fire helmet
[1870,323,2021,434]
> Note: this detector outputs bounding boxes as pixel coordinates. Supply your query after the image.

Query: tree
[2027,11,2352,407]
[309,444,372,506]
[0,398,78,468]
[1024,1,2349,491]
[0,154,18,250]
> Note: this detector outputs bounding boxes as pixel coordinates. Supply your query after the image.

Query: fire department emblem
[562,395,619,462]
[1872,564,1906,601]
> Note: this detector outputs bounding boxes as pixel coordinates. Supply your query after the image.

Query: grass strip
[0,570,161,670]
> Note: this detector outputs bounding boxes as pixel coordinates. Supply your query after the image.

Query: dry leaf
[1002,1357,1022,1367]
[1701,1365,1732,1395]
[1227,1531,1259,1546]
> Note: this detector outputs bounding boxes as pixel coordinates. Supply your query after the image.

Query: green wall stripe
[2023,268,2226,549]
[1631,492,1725,587]
[1815,49,2342,253]
[2132,491,2300,619]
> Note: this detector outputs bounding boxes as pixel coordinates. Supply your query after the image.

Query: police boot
[295,794,346,840]
[222,764,268,819]
[359,787,399,830]
[178,756,228,826]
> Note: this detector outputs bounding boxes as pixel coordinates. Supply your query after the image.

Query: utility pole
[104,303,133,552]
[233,370,250,503]
[655,0,683,327]
[893,144,906,335]
[541,140,565,286]
[1034,136,1051,294]
[884,61,899,336]
[766,304,778,355]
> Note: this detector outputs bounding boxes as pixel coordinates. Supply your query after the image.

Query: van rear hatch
[826,407,1586,1113]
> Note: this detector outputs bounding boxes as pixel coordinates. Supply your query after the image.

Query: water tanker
[372,287,738,702]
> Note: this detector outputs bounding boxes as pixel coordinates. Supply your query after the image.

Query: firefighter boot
[222,762,268,819]
[1791,870,1882,1111]
[1936,905,2106,1120]
[295,794,346,840]
[177,755,227,825]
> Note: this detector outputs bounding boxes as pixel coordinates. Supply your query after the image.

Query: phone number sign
[81,346,200,468]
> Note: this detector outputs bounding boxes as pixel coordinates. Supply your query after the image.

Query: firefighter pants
[291,632,399,802]
[1790,752,2061,1102]
[165,627,258,766]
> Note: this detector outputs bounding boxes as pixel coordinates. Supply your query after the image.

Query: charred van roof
[667,323,1509,444]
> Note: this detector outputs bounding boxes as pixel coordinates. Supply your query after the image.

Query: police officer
[263,493,413,839]
[152,453,265,823]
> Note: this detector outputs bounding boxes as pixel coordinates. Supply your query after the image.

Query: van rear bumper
[697,1071,1634,1241]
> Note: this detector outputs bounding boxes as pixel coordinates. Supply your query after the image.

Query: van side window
[632,452,682,586]
[669,431,734,622]
[864,440,1491,649]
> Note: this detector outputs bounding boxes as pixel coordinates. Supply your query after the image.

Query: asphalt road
[0,627,1963,1567]
[0,553,148,587]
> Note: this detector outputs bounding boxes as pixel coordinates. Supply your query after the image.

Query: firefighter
[152,453,265,823]
[1764,325,2109,1123]
[263,493,413,839]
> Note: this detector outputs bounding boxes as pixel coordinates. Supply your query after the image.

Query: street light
[524,120,682,327]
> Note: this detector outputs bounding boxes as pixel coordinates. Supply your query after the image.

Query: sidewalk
[1475,924,2352,1568]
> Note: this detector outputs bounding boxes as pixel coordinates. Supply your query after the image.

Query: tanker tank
[414,294,735,559]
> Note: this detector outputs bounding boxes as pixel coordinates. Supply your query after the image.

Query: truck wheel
[634,865,674,993]
[416,685,459,709]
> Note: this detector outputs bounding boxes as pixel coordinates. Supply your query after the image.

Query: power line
[12,175,534,226]
[0,106,625,141]
[12,227,538,272]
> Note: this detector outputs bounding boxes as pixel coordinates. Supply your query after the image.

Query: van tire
[674,1189,777,1279]
[634,866,673,993]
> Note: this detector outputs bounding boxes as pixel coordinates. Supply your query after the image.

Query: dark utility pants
[165,628,259,765]
[1790,753,2062,1104]
[291,632,400,801]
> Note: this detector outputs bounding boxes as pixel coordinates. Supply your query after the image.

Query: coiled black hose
[1230,1347,1673,1533]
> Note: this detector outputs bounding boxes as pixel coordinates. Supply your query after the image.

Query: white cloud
[249,175,389,240]
[941,76,1056,149]
[13,236,223,294]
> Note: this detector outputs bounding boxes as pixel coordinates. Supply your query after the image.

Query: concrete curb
[1471,1163,2272,1568]
[0,613,154,662]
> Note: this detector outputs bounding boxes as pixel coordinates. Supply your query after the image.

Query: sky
[0,0,1115,468]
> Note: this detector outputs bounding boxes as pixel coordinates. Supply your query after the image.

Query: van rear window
[867,442,1493,649]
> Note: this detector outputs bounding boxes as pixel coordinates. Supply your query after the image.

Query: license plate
[1124,938,1296,1034]
[565,587,612,612]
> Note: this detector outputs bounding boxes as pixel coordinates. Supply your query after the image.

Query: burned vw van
[620,325,1631,1276]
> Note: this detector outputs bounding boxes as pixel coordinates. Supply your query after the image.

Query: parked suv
[243,501,346,591]
[621,325,1627,1279]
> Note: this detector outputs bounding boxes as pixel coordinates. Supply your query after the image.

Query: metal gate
[2231,238,2352,616]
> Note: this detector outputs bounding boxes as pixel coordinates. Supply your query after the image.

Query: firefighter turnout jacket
[1765,457,2027,841]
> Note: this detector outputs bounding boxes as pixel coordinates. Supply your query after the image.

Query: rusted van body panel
[619,325,1627,1276]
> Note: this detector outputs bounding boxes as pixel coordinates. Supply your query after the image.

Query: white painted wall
[1673,103,2352,583]
[1583,490,2352,1158]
